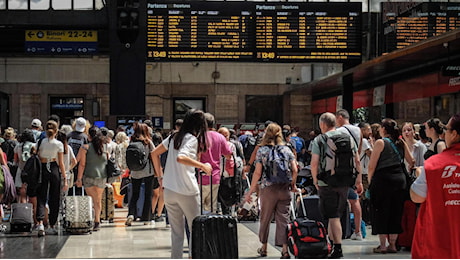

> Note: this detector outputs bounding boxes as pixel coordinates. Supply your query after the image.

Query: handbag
[106,157,122,178]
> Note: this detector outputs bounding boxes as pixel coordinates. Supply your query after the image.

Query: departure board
[146,1,362,62]
[382,2,460,53]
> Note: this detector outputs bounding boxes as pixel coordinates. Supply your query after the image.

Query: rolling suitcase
[101,183,115,222]
[64,186,94,234]
[397,200,417,249]
[112,181,125,208]
[127,182,145,218]
[297,195,327,226]
[288,191,331,258]
[192,173,239,259]
[10,203,33,233]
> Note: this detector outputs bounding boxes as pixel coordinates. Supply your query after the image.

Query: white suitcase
[64,186,94,233]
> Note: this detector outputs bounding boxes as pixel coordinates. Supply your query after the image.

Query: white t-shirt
[411,167,427,198]
[162,133,200,196]
[38,138,64,160]
[337,124,361,148]
[63,144,76,174]
[360,138,371,175]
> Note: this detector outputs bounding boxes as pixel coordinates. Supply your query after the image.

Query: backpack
[287,218,331,258]
[21,141,34,162]
[1,139,17,162]
[318,133,357,187]
[126,141,149,171]
[243,136,257,161]
[263,145,292,184]
[21,139,42,187]
[290,136,304,154]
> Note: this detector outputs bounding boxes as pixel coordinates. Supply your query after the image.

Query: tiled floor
[1,208,411,259]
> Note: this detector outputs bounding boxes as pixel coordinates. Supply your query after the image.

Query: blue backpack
[290,136,304,154]
[263,145,292,184]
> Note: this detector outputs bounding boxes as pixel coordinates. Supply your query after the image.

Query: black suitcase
[297,195,327,226]
[341,201,352,239]
[191,173,238,259]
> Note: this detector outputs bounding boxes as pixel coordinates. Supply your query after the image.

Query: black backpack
[126,141,149,171]
[243,136,256,161]
[1,139,17,162]
[318,133,357,187]
[21,139,42,187]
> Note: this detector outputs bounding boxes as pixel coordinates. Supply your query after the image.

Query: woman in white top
[152,109,212,259]
[36,120,68,237]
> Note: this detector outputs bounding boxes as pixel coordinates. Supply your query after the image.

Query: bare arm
[152,144,167,179]
[311,153,320,191]
[410,189,426,203]
[177,155,212,175]
[76,145,88,187]
[244,162,263,203]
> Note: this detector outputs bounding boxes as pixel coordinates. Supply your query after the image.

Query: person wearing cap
[67,117,89,182]
[31,119,42,142]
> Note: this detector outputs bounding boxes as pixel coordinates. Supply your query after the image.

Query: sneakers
[125,215,134,226]
[144,220,155,226]
[154,215,164,222]
[93,222,100,231]
[350,232,363,241]
[46,227,58,235]
[328,248,343,259]
[37,224,45,237]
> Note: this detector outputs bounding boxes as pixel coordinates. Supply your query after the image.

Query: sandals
[280,251,291,259]
[373,246,387,254]
[257,247,267,257]
[387,248,398,253]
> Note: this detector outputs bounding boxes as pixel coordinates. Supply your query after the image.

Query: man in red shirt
[411,113,460,259]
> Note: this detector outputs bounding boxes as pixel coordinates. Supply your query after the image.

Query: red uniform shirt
[412,142,460,259]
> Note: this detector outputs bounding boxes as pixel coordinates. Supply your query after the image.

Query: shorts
[347,187,359,200]
[26,182,40,197]
[153,177,160,189]
[318,185,348,219]
[83,176,106,189]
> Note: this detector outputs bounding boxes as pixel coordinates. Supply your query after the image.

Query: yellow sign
[25,30,98,42]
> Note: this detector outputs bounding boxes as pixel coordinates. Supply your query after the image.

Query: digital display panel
[146,1,362,62]
[382,2,460,53]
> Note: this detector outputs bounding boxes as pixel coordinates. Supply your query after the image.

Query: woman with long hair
[423,118,446,160]
[125,122,156,226]
[36,120,68,236]
[75,126,107,231]
[152,109,212,259]
[367,118,414,253]
[401,122,427,168]
[244,123,298,259]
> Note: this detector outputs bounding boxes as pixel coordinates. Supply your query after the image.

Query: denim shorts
[347,187,359,200]
[83,176,106,189]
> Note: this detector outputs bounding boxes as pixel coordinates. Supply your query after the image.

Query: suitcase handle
[71,186,85,196]
[291,189,307,219]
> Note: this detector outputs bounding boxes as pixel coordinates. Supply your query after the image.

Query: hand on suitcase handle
[199,162,212,176]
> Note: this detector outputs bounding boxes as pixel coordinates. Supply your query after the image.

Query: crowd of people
[0,110,459,259]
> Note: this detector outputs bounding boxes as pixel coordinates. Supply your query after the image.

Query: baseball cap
[75,117,86,132]
[31,119,42,128]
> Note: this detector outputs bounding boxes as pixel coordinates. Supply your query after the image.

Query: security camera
[125,43,131,49]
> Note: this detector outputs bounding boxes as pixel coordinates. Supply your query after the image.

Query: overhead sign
[442,65,460,77]
[25,30,98,54]
[146,1,362,62]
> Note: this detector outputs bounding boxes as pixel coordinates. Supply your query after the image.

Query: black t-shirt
[67,131,88,158]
